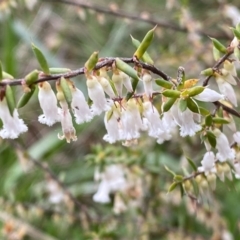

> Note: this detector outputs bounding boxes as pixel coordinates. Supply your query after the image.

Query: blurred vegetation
[0,0,240,239]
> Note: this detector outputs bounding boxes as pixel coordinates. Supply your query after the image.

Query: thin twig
[43,0,229,39]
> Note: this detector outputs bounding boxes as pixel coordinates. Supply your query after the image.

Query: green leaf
[231,27,240,40]
[210,37,227,54]
[168,182,179,193]
[5,85,15,116]
[155,78,173,89]
[163,97,177,112]
[131,35,154,65]
[60,77,72,105]
[49,67,71,74]
[179,99,187,112]
[212,117,230,124]
[2,71,13,79]
[165,165,176,177]
[84,51,99,72]
[213,46,221,61]
[205,114,213,126]
[25,69,39,85]
[206,130,216,148]
[133,26,156,60]
[17,85,36,108]
[162,89,181,98]
[187,86,205,97]
[186,157,197,172]
[31,43,50,74]
[201,68,214,76]
[186,98,199,113]
[174,175,184,182]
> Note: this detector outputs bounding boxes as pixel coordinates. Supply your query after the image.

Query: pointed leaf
[17,85,36,108]
[32,43,50,74]
[210,38,227,54]
[206,130,217,148]
[49,68,71,74]
[163,97,177,112]
[60,77,72,105]
[186,157,197,172]
[155,78,173,89]
[162,89,181,98]
[205,114,213,126]
[168,182,179,193]
[165,165,176,177]
[5,85,15,116]
[179,99,187,112]
[25,69,39,85]
[84,51,99,72]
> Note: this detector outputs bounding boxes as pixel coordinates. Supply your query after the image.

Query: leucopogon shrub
[1,25,240,205]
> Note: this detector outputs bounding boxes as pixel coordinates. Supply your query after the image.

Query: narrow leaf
[17,85,36,108]
[5,85,15,116]
[60,77,72,105]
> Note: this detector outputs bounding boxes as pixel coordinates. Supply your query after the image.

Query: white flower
[142,72,152,97]
[143,101,171,143]
[120,100,146,141]
[215,130,235,162]
[234,162,240,179]
[233,131,240,146]
[93,180,111,203]
[98,76,116,98]
[113,193,127,214]
[58,102,77,143]
[93,165,126,204]
[121,71,133,92]
[194,88,224,102]
[112,72,123,97]
[0,98,28,139]
[87,76,110,115]
[71,87,92,124]
[38,82,60,126]
[170,103,202,137]
[216,75,237,106]
[103,108,121,144]
[197,151,216,175]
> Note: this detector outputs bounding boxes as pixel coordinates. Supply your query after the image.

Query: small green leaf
[5,85,15,116]
[2,71,14,79]
[84,51,99,72]
[186,157,197,172]
[133,26,156,60]
[162,89,181,98]
[165,165,176,177]
[155,78,173,89]
[206,130,217,148]
[60,77,72,105]
[17,85,36,108]
[32,43,50,74]
[25,69,39,85]
[131,35,154,65]
[186,97,199,113]
[174,175,184,182]
[187,86,205,97]
[205,114,213,126]
[210,37,227,54]
[163,97,177,112]
[201,68,214,76]
[49,68,71,74]
[212,117,230,124]
[231,28,240,40]
[168,182,179,193]
[213,46,221,61]
[179,99,187,112]
[199,107,210,116]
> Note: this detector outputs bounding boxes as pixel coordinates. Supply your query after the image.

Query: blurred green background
[0,0,240,239]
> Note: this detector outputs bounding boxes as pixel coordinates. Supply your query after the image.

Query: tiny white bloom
[0,98,28,139]
[71,87,92,124]
[194,88,224,102]
[171,104,201,137]
[58,102,77,143]
[215,130,235,162]
[38,82,60,126]
[93,180,111,203]
[98,76,116,98]
[197,151,216,175]
[216,75,237,106]
[233,131,240,146]
[87,76,110,115]
[142,72,152,97]
[120,71,133,92]
[112,72,123,97]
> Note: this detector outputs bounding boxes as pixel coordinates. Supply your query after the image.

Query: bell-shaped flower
[112,71,123,97]
[0,98,28,139]
[87,75,110,115]
[70,86,92,124]
[103,106,121,144]
[215,129,235,162]
[98,76,116,98]
[233,131,240,146]
[223,60,237,78]
[143,101,171,143]
[234,162,240,179]
[170,103,201,137]
[121,71,133,92]
[58,100,77,143]
[120,99,146,141]
[93,165,126,204]
[194,88,224,102]
[216,74,237,106]
[197,151,217,175]
[142,72,153,97]
[38,82,60,126]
